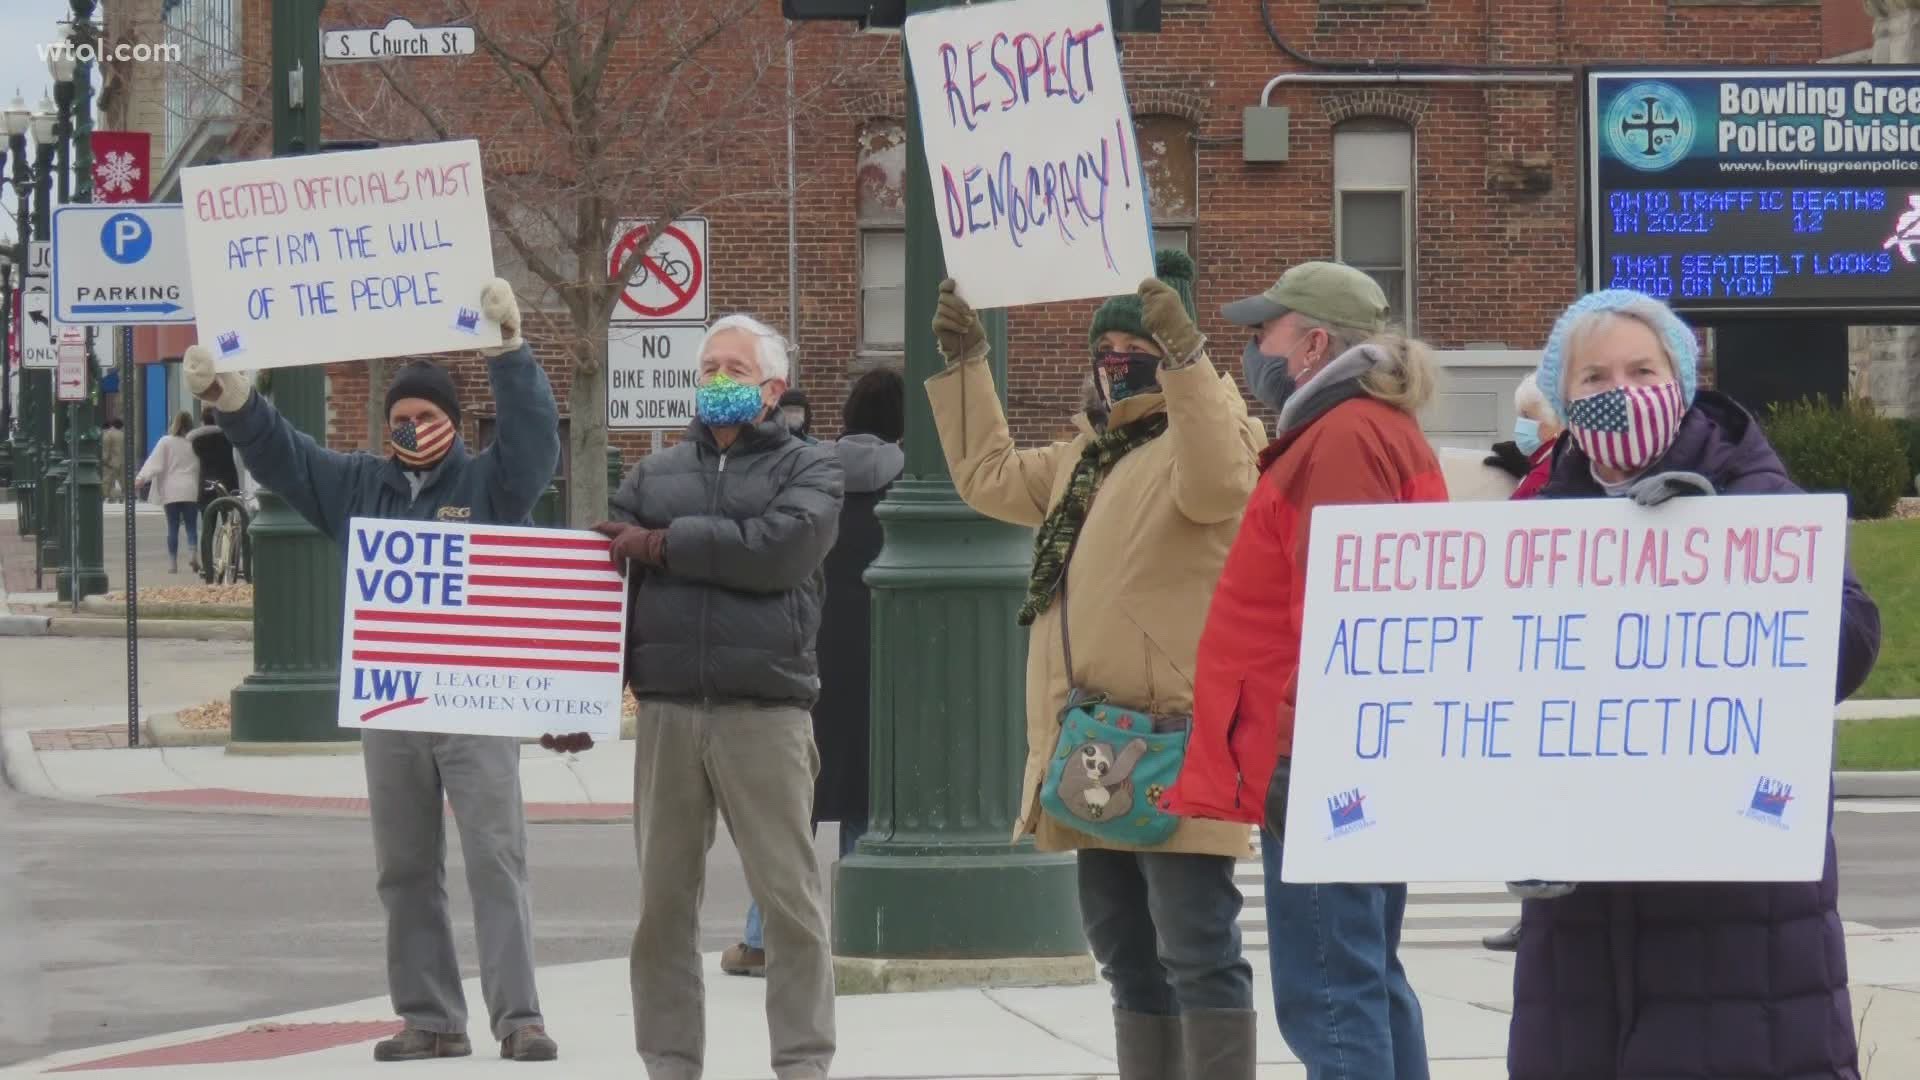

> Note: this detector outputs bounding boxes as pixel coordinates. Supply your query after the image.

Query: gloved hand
[183,344,252,413]
[1140,278,1205,365]
[591,520,666,571]
[1627,470,1714,508]
[479,277,523,357]
[931,279,988,366]
[540,732,595,754]
[1506,880,1579,900]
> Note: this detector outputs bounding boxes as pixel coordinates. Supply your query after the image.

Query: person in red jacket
[1162,262,1443,1079]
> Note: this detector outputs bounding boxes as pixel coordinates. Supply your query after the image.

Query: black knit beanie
[385,361,461,424]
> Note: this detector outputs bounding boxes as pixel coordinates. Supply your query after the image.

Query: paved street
[0,503,192,601]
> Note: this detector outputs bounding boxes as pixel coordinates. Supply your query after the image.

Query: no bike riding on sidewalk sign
[339,519,626,739]
[1281,495,1847,885]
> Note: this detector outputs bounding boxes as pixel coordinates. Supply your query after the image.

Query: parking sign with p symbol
[101,211,153,265]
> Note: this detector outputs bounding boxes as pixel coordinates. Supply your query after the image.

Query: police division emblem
[1605,82,1695,173]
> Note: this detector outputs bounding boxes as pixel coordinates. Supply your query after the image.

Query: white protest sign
[902,0,1155,309]
[1282,494,1849,884]
[607,324,705,430]
[339,518,625,738]
[180,140,501,371]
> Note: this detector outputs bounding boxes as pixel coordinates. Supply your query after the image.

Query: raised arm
[189,345,372,541]
[663,447,844,593]
[924,280,1065,527]
[471,281,561,522]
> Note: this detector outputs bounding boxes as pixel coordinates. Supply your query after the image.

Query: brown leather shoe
[373,1028,471,1061]
[720,942,766,977]
[500,1024,558,1062]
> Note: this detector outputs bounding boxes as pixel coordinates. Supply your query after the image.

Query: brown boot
[500,1024,558,1062]
[372,1028,471,1062]
[1180,1008,1256,1080]
[720,942,766,977]
[1113,1008,1182,1079]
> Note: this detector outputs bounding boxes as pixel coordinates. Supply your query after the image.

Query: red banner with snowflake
[90,131,151,203]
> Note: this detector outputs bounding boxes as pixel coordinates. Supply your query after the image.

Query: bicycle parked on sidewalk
[197,481,254,585]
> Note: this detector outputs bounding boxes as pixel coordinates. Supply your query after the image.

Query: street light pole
[229,0,348,747]
[59,0,108,604]
[30,118,58,573]
[39,63,77,587]
[5,105,37,533]
[829,0,1088,984]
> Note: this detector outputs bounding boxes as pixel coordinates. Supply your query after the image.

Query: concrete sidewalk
[3,935,1917,1078]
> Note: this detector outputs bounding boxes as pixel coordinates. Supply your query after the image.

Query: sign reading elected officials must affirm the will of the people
[179,140,501,371]
[339,519,625,739]
[1281,495,1848,885]
[902,0,1155,309]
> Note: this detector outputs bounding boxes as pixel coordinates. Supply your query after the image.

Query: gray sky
[0,2,95,250]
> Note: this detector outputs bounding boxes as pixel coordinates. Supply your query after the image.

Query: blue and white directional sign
[51,204,195,324]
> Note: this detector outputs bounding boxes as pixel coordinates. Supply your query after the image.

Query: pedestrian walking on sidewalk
[100,419,124,500]
[1506,289,1882,1080]
[1162,261,1441,1079]
[724,366,903,979]
[186,280,565,1065]
[134,411,201,574]
[597,313,842,1080]
[926,251,1266,1080]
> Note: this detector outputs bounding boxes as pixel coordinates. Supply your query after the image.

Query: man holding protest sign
[596,313,843,1080]
[926,251,1267,1080]
[186,279,564,1064]
[1161,262,1442,1079]
[1506,289,1881,1080]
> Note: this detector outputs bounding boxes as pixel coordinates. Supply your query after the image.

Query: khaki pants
[629,701,834,1080]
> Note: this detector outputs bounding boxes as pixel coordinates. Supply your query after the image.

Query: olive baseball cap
[1220,261,1390,333]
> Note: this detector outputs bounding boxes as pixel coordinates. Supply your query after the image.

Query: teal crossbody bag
[1038,574,1188,847]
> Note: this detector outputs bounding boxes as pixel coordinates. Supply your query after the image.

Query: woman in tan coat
[926,251,1264,1080]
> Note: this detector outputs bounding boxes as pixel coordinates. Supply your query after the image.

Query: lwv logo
[1326,788,1376,838]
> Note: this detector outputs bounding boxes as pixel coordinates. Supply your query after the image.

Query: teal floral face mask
[695,374,767,427]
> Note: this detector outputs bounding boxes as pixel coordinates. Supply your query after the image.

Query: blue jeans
[744,820,862,950]
[163,501,198,561]
[1262,832,1429,1079]
[1076,848,1254,1014]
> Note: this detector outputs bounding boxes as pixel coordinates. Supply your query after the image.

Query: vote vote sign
[180,140,501,372]
[1281,494,1848,885]
[339,519,626,738]
[902,0,1155,309]
[51,204,195,324]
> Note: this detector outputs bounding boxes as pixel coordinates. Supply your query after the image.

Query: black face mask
[1241,338,1298,411]
[1094,350,1162,405]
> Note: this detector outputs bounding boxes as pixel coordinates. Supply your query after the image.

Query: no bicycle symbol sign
[610,217,708,324]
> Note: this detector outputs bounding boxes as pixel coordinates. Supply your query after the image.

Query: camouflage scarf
[1016,412,1168,626]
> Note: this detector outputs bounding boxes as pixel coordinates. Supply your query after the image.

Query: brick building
[127,1,1906,508]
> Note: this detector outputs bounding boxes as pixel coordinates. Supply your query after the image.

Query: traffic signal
[783,0,1157,32]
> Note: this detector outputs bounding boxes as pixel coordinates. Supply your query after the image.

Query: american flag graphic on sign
[1565,381,1684,474]
[340,520,626,738]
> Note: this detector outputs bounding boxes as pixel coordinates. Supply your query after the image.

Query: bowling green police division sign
[1586,65,1920,316]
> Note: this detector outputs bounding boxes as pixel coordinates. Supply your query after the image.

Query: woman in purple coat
[1509,289,1881,1080]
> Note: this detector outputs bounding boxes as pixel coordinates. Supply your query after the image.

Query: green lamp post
[827,0,1089,989]
[57,0,110,604]
[228,0,349,747]
[37,77,74,580]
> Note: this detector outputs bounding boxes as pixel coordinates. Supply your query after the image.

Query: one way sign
[51,204,196,324]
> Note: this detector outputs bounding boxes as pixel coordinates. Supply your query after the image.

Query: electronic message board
[1587,67,1920,316]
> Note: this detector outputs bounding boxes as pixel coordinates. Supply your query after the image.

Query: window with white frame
[1333,121,1414,331]
[857,121,907,355]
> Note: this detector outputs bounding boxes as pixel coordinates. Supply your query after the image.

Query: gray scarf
[1276,344,1388,435]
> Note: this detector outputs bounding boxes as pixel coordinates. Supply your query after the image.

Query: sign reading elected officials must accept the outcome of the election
[180,140,501,371]
[339,519,625,739]
[1281,495,1848,885]
[901,0,1156,310]
[1589,66,1920,315]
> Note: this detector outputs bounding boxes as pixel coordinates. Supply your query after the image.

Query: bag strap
[1057,563,1074,685]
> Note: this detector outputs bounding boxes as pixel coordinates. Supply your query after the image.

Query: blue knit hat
[1536,289,1699,422]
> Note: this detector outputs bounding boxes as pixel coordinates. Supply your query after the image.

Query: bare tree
[324,0,873,523]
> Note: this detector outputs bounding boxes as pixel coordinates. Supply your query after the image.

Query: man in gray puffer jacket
[594,313,843,1080]
[185,280,563,1065]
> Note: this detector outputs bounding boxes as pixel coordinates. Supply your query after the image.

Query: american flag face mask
[390,417,455,470]
[1565,381,1685,475]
